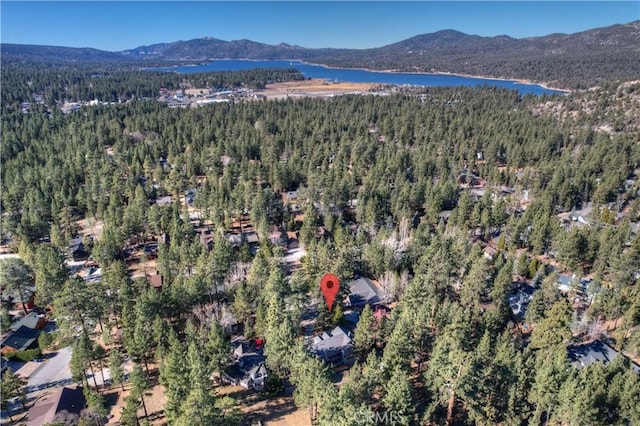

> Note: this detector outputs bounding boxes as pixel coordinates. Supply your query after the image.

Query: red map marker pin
[320,273,340,312]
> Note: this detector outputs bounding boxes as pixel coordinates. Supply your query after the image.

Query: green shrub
[6,348,42,362]
[38,331,53,351]
[264,373,284,397]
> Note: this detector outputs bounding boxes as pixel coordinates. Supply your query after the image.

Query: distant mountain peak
[2,20,638,89]
[437,29,465,35]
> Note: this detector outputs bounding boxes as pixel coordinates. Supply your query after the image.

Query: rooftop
[1,325,41,352]
[27,385,86,426]
[155,195,173,206]
[248,363,268,378]
[10,312,46,332]
[230,336,265,373]
[347,277,381,307]
[568,339,640,373]
[508,283,536,318]
[68,236,83,253]
[148,272,163,289]
[312,326,352,352]
[245,232,259,244]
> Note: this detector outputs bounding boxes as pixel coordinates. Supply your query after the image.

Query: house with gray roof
[554,272,596,304]
[312,326,353,364]
[556,273,575,293]
[568,339,640,373]
[509,283,536,319]
[223,336,267,390]
[1,325,41,355]
[242,363,268,390]
[67,236,86,260]
[245,232,259,245]
[155,195,173,206]
[10,312,46,332]
[346,277,381,308]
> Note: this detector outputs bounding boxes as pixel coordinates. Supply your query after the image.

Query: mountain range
[3,20,639,89]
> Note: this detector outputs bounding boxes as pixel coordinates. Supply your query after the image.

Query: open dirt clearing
[216,385,311,426]
[261,79,379,99]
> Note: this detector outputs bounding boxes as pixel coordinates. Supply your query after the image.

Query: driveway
[24,347,73,394]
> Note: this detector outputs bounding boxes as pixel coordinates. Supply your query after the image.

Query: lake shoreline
[295,60,571,94]
[150,58,568,95]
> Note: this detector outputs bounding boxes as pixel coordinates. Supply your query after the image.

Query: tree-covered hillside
[2,20,639,89]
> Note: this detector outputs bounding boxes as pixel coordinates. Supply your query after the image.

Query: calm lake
[151,60,567,96]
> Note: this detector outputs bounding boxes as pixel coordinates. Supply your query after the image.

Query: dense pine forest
[1,65,640,426]
[0,64,304,113]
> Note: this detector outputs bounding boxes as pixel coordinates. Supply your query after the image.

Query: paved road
[0,253,20,260]
[25,347,73,394]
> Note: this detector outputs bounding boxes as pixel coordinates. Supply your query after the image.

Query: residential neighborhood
[2,12,640,424]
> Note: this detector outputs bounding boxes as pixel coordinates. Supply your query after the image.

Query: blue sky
[1,1,638,51]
